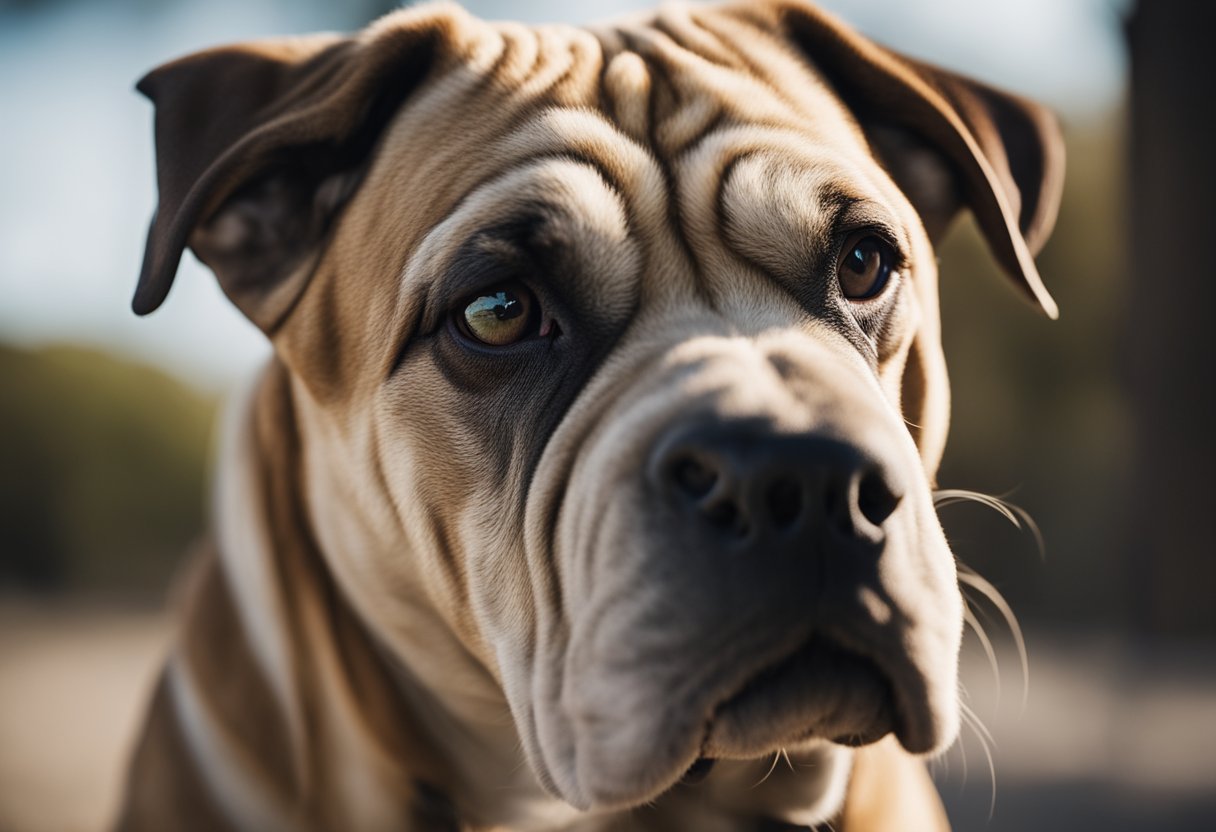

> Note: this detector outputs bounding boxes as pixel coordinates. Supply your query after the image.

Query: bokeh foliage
[0,344,215,594]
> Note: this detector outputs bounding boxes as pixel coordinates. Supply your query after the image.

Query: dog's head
[135,0,1062,817]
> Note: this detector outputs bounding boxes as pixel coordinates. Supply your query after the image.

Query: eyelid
[829,197,910,265]
[837,226,907,272]
[444,250,531,310]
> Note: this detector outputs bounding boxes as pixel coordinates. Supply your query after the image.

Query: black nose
[653,421,903,543]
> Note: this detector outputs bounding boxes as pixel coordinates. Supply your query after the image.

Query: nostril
[670,455,718,500]
[705,499,748,537]
[857,467,901,527]
[661,448,751,538]
[765,476,803,529]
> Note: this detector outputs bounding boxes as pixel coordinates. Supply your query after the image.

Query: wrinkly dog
[118,1,1063,830]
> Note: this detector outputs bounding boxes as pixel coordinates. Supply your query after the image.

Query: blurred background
[1,0,1212,830]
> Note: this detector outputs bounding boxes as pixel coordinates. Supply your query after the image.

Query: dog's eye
[455,282,538,346]
[838,235,897,301]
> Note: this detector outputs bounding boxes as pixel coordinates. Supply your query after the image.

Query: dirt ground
[1,600,1214,832]
[0,602,171,832]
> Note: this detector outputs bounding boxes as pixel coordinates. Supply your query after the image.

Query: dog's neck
[216,362,588,829]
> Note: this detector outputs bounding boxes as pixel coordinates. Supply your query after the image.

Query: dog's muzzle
[529,336,962,810]
[650,421,906,749]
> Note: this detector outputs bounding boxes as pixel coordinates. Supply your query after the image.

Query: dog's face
[135,0,1063,818]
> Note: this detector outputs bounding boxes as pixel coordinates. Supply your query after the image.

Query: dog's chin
[703,636,898,759]
[556,635,954,811]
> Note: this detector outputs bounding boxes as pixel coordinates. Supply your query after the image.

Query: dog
[117,1,1063,829]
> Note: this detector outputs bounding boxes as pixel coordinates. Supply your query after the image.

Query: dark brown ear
[774,1,1066,318]
[133,7,462,331]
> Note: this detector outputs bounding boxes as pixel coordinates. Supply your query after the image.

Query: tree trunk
[1125,0,1216,636]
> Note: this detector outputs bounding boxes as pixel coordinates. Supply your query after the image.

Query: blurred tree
[0,344,216,596]
[1125,0,1216,636]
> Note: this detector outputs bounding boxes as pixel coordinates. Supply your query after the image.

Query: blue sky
[0,0,1127,389]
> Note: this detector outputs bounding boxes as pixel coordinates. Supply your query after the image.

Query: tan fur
[120,2,1063,830]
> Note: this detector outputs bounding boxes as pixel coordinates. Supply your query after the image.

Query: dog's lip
[556,622,948,809]
[701,632,903,759]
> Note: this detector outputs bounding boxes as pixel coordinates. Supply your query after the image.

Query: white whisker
[935,487,1034,710]
[933,488,1045,560]
[963,603,1002,708]
[752,751,782,788]
[959,566,1030,712]
[956,701,970,786]
[960,701,998,820]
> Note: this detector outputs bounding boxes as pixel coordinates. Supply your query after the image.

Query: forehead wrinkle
[398,156,629,291]
[719,152,841,279]
[495,107,699,310]
[578,5,884,315]
[490,22,606,107]
[601,52,652,146]
[669,3,840,141]
[673,126,833,282]
[485,21,541,85]
[649,3,746,70]
[607,26,734,159]
[600,6,860,163]
[720,151,910,276]
[387,23,606,201]
[692,5,864,137]
[496,108,667,229]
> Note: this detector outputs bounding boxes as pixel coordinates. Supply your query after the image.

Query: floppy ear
[775,1,1066,318]
[133,7,461,332]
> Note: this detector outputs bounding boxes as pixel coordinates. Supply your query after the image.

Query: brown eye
[838,235,897,301]
[456,283,537,346]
